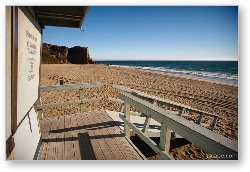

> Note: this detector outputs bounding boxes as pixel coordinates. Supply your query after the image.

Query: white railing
[119,91,238,160]
[111,84,219,131]
[37,82,102,117]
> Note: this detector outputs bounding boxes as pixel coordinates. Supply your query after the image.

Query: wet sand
[40,64,238,160]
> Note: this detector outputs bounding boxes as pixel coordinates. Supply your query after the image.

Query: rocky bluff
[42,43,96,64]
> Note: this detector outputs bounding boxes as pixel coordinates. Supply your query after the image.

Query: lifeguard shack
[6,6,90,160]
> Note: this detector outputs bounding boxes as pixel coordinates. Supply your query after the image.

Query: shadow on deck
[37,110,145,160]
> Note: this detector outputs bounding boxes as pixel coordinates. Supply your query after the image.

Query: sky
[43,6,238,61]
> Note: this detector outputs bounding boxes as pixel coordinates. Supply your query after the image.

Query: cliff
[42,43,96,64]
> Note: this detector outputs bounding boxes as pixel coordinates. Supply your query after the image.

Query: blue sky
[43,6,238,61]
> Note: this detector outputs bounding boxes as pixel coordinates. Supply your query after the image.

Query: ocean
[97,61,238,84]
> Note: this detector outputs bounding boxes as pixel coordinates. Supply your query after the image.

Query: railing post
[178,107,186,117]
[59,79,64,85]
[35,98,43,120]
[142,99,156,134]
[120,103,124,113]
[124,102,131,138]
[141,115,151,133]
[37,110,43,120]
[159,124,171,155]
[210,116,219,131]
[79,88,84,113]
[197,112,204,124]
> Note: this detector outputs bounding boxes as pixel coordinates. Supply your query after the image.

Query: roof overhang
[33,6,89,28]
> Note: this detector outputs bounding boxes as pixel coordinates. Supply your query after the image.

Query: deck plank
[87,111,116,160]
[43,119,53,160]
[98,111,142,160]
[64,115,72,160]
[47,118,58,160]
[94,111,127,160]
[77,114,96,160]
[55,115,65,160]
[39,119,50,160]
[70,114,81,160]
[38,110,144,160]
[80,113,106,160]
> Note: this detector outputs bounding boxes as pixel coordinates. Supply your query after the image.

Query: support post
[142,115,151,133]
[120,103,124,113]
[141,99,156,134]
[37,110,43,120]
[124,103,131,138]
[178,107,186,117]
[150,99,157,106]
[197,112,204,125]
[159,124,171,155]
[210,116,219,131]
[35,99,43,120]
[79,89,84,113]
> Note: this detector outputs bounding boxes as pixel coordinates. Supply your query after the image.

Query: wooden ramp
[37,110,145,160]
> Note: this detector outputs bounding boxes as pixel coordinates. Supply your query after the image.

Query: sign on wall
[17,8,41,124]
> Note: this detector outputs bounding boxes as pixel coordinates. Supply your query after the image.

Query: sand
[40,64,238,160]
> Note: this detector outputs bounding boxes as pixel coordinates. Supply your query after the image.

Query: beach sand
[40,64,238,160]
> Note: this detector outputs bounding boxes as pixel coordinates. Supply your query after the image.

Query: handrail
[40,82,102,92]
[37,98,102,110]
[112,83,218,117]
[119,92,238,160]
[37,82,102,115]
[112,84,219,130]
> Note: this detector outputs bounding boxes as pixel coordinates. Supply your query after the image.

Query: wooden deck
[37,110,145,160]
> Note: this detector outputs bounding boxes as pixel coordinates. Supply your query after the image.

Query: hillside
[42,43,96,64]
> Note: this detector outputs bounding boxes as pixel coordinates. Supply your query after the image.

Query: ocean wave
[111,65,238,82]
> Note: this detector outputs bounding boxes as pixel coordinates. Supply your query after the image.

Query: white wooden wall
[6,7,42,160]
[13,107,40,160]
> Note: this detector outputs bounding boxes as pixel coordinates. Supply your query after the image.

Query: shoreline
[42,63,238,87]
[108,64,238,87]
[141,68,238,87]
